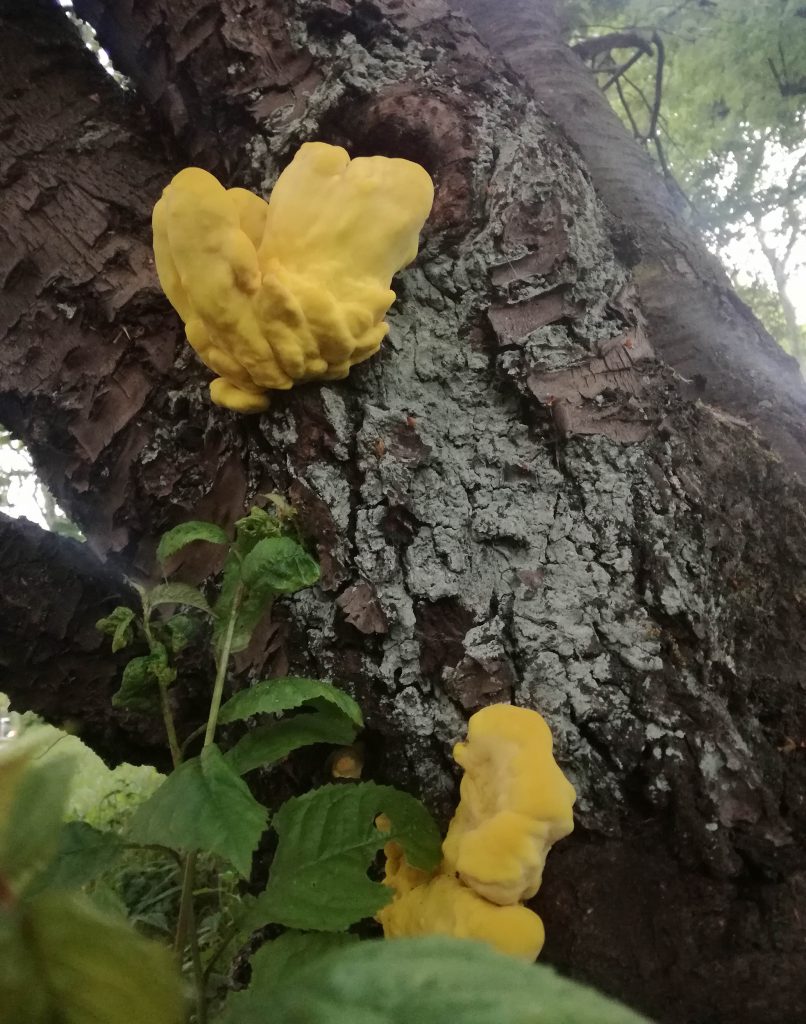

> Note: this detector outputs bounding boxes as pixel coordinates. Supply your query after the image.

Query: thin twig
[602,47,648,91]
[614,77,641,140]
[647,32,665,143]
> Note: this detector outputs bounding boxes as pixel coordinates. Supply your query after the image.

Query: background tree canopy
[567,0,806,359]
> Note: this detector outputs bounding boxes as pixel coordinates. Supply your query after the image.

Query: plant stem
[174,854,196,956]
[174,584,243,1020]
[188,883,207,1024]
[203,583,242,749]
[174,853,207,1024]
[158,678,182,770]
[143,615,182,769]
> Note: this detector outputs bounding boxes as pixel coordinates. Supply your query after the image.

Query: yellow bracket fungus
[442,703,576,905]
[152,142,434,413]
[376,704,575,962]
[377,871,546,962]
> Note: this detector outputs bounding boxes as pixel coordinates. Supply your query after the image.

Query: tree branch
[572,30,653,62]
[0,512,155,761]
[454,0,806,479]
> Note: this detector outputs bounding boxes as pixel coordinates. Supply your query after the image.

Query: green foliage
[249,782,442,931]
[571,0,806,355]
[114,649,176,712]
[223,936,651,1024]
[212,507,320,654]
[0,746,183,1024]
[218,676,363,727]
[0,701,163,825]
[96,606,135,653]
[5,500,640,1024]
[166,612,203,654]
[735,277,806,357]
[218,931,359,1022]
[31,822,124,894]
[156,520,229,563]
[0,891,184,1024]
[225,702,359,776]
[149,582,212,614]
[241,535,320,594]
[0,749,75,891]
[128,745,268,877]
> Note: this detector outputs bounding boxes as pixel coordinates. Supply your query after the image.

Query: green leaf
[219,932,358,1022]
[225,703,359,776]
[2,891,184,1024]
[96,606,136,653]
[212,553,261,655]
[218,677,363,728]
[213,537,320,654]
[127,745,267,877]
[247,783,442,931]
[241,536,320,595]
[30,822,124,894]
[0,753,75,889]
[156,520,229,563]
[223,936,651,1024]
[112,653,175,712]
[149,582,212,614]
[165,613,202,654]
[0,906,48,1024]
[233,505,284,554]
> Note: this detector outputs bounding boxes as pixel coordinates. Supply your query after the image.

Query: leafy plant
[220,935,651,1024]
[2,501,651,1024]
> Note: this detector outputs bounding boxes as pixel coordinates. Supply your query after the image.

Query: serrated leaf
[127,745,267,877]
[212,553,263,655]
[230,585,274,654]
[165,613,202,654]
[225,703,359,776]
[96,606,136,653]
[241,536,320,595]
[0,753,75,890]
[30,822,124,894]
[233,505,283,554]
[219,932,358,1022]
[4,891,184,1024]
[218,678,363,728]
[112,654,169,712]
[247,783,441,931]
[225,937,651,1024]
[156,520,229,563]
[149,582,212,614]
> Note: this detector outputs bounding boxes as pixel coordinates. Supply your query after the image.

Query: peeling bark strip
[2,1,806,1021]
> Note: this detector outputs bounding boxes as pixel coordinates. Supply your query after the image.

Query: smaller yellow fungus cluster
[152,142,434,413]
[376,704,575,961]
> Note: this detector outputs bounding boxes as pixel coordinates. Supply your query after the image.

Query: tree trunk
[2,2,806,1022]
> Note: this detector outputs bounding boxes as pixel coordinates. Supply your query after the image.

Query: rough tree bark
[2,2,806,1023]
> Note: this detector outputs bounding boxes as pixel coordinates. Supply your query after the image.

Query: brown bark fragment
[488,289,576,344]
[336,582,389,635]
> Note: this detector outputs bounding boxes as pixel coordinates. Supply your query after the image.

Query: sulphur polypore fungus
[376,704,575,961]
[152,142,434,413]
[442,703,576,905]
